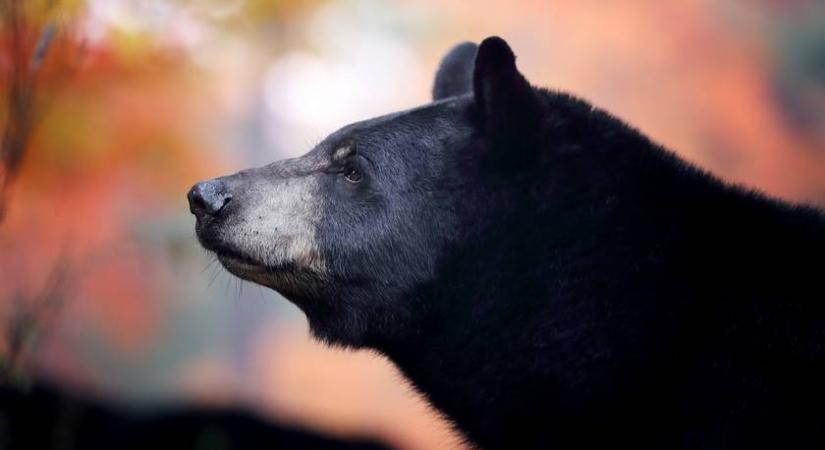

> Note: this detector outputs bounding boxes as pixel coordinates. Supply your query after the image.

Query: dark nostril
[188,180,232,216]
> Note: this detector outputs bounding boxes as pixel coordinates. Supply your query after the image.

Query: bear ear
[473,37,541,151]
[432,41,478,101]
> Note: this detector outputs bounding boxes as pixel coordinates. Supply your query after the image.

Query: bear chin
[217,253,267,280]
[217,252,326,299]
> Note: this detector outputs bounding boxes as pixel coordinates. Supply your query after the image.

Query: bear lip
[217,251,255,267]
[212,247,262,271]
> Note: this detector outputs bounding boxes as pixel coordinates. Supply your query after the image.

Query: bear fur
[190,37,825,449]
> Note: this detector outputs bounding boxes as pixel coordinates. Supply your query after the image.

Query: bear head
[189,37,544,347]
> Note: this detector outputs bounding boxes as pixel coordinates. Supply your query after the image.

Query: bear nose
[188,180,232,217]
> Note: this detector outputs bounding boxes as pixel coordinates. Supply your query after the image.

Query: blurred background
[0,0,823,449]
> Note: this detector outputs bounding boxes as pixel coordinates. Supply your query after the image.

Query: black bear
[189,37,825,449]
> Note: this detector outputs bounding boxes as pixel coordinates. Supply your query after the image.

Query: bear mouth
[195,223,324,293]
[216,249,260,270]
[195,228,270,279]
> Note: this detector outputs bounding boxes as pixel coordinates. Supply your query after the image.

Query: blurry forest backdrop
[1,0,824,449]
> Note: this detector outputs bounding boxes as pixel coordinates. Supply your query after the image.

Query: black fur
[432,42,477,100]
[196,36,825,449]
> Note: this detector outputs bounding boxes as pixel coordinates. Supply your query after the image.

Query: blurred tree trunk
[0,0,76,385]
[0,0,57,221]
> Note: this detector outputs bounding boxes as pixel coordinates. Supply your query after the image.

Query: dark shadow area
[0,382,394,450]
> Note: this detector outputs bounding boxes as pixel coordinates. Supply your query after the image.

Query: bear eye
[343,166,362,183]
